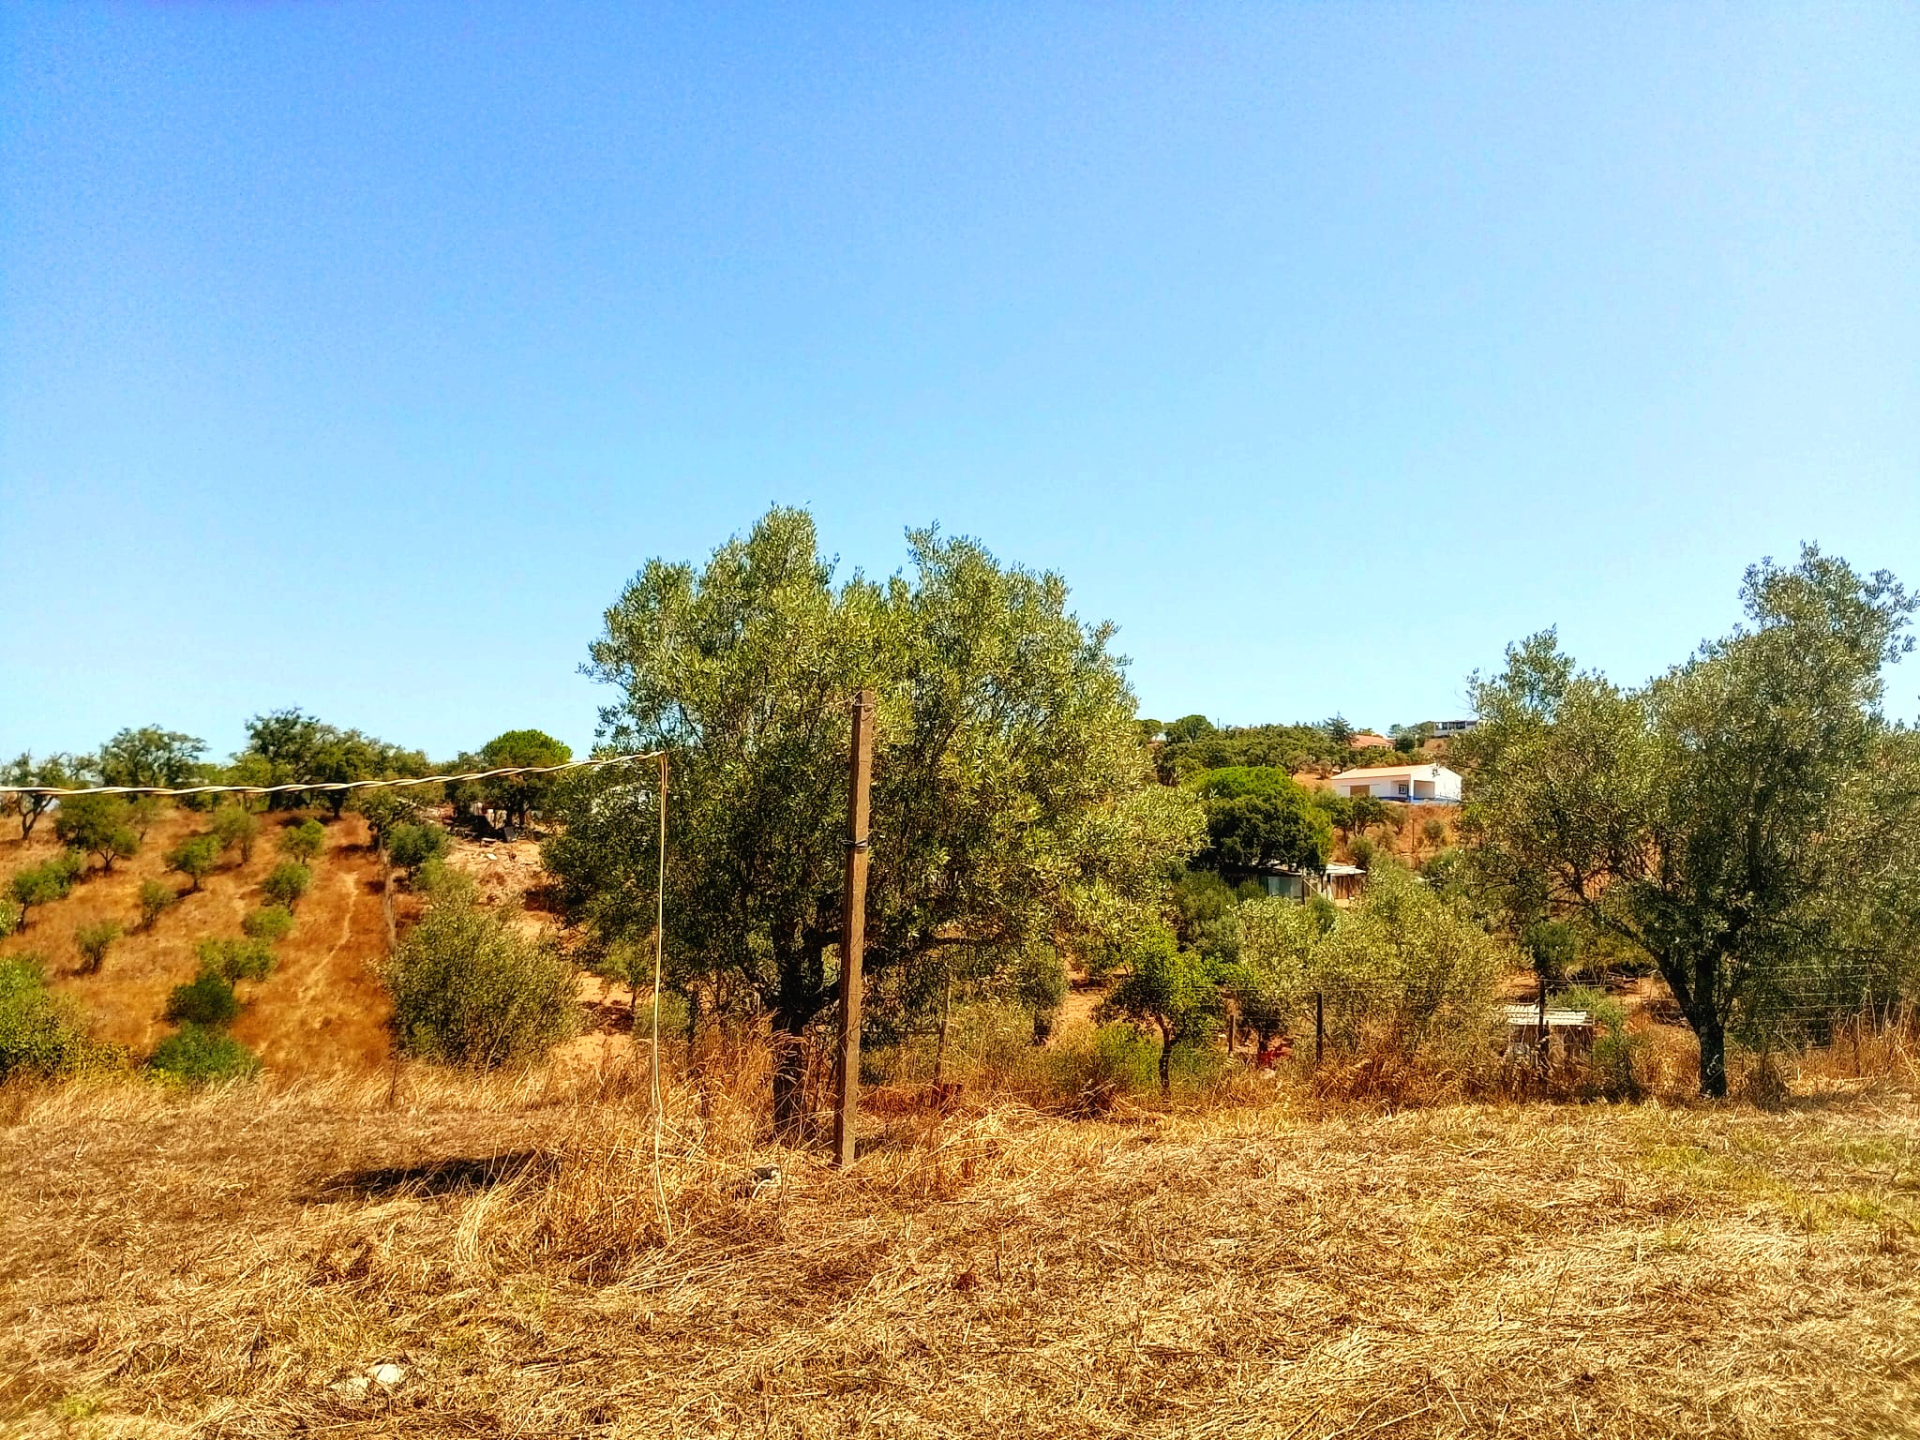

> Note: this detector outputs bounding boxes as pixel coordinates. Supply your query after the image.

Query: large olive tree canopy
[546,507,1202,1128]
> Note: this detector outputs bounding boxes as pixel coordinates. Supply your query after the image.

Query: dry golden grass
[4,1052,1918,1440]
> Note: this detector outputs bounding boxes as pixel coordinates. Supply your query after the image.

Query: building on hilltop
[1329,762,1462,803]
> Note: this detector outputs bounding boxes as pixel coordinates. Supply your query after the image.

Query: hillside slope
[1,809,399,1072]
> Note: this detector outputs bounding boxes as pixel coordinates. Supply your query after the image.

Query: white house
[1328,762,1461,803]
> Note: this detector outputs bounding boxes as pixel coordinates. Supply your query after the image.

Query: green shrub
[241,906,294,943]
[138,879,176,931]
[0,900,17,939]
[278,818,325,865]
[415,854,473,902]
[1047,1023,1160,1113]
[380,891,577,1069]
[74,921,122,976]
[1311,864,1512,1065]
[1348,835,1377,869]
[1523,919,1579,989]
[165,835,220,891]
[1011,945,1067,1044]
[1554,985,1646,1100]
[164,968,241,1028]
[10,859,76,925]
[388,821,451,876]
[197,937,276,983]
[0,956,119,1081]
[53,794,139,872]
[149,1025,259,1085]
[211,804,260,862]
[262,862,311,910]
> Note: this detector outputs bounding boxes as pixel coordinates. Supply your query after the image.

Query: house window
[1396,782,1409,796]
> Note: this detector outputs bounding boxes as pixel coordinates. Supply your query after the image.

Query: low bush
[74,920,122,976]
[1046,1023,1161,1114]
[1310,863,1511,1070]
[1011,945,1067,1044]
[388,821,451,876]
[10,858,77,925]
[0,955,120,1081]
[197,937,276,983]
[164,968,241,1028]
[278,818,326,865]
[165,835,220,891]
[149,1024,259,1085]
[1554,985,1647,1100]
[241,905,294,943]
[416,855,474,902]
[380,891,577,1069]
[0,900,16,939]
[138,879,176,930]
[211,804,260,862]
[262,862,311,910]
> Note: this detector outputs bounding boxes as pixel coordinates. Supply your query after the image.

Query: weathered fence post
[833,691,876,1168]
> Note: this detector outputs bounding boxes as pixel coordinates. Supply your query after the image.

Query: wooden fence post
[833,691,876,1168]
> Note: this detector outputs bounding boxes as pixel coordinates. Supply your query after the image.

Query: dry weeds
[4,1055,1918,1440]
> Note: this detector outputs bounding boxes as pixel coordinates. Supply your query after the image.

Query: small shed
[1501,1004,1595,1059]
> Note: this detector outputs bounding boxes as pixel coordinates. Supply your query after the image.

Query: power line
[0,752,664,798]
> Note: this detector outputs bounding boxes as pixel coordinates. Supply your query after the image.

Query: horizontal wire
[0,751,663,798]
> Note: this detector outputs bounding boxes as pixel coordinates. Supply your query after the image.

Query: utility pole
[833,691,876,1169]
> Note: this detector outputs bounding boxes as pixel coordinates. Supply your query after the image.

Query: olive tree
[1457,546,1920,1095]
[548,507,1204,1134]
[166,835,220,892]
[278,818,325,865]
[1228,896,1328,1051]
[263,862,312,910]
[380,887,577,1069]
[211,805,260,863]
[10,864,72,927]
[54,794,139,873]
[74,921,122,975]
[1097,926,1221,1096]
[98,726,205,789]
[4,753,86,840]
[478,729,572,828]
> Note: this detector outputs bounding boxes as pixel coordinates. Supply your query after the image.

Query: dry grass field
[3,1058,1917,1440]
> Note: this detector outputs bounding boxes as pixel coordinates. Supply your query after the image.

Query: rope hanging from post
[651,751,672,1240]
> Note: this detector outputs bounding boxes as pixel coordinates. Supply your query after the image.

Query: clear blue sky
[3,3,1917,762]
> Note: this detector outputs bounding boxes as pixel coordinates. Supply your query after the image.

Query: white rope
[651,752,673,1241]
[0,752,663,798]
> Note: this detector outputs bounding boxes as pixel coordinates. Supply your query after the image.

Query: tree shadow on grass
[303,1150,555,1203]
